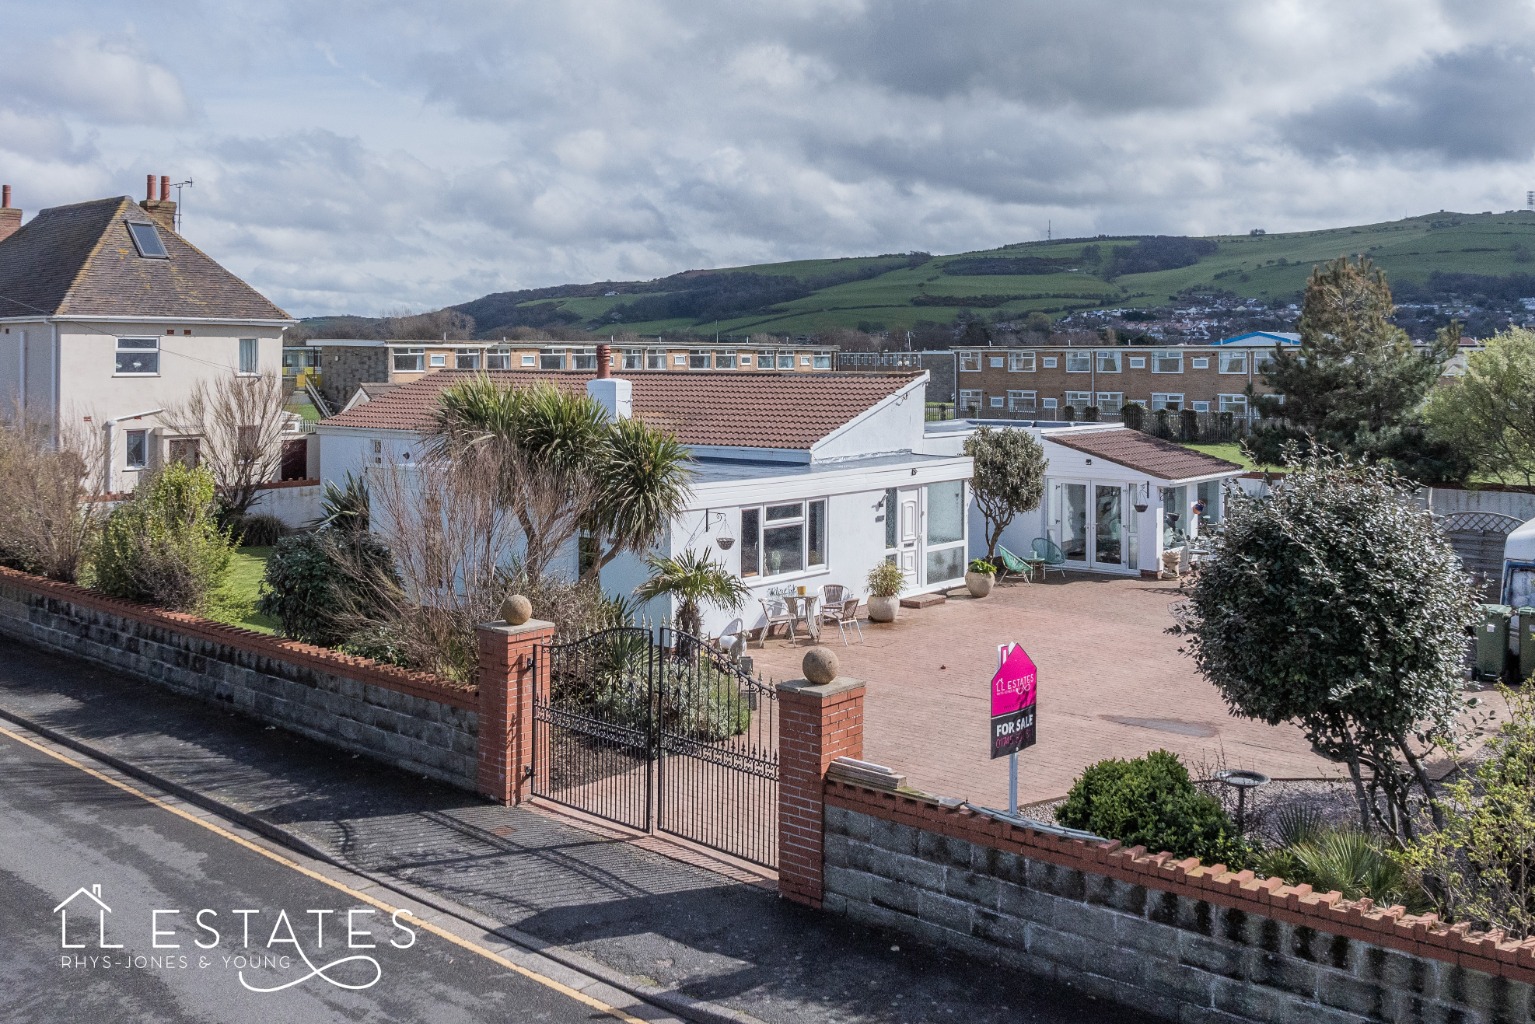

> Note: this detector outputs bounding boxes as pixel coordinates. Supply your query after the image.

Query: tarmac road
[0,721,675,1024]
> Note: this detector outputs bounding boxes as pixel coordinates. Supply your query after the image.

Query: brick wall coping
[826,777,1535,986]
[0,565,476,711]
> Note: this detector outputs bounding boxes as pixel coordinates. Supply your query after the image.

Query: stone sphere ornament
[500,594,533,626]
[802,646,840,685]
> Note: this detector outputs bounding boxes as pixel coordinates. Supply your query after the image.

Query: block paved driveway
[749,572,1341,810]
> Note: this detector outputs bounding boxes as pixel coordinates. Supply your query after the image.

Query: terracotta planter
[965,571,995,598]
[867,595,900,623]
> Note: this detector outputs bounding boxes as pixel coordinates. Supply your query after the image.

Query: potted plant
[965,558,996,598]
[865,561,905,623]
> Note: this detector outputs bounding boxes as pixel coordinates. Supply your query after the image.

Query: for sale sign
[989,643,1037,759]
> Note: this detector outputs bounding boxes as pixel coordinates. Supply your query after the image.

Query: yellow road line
[0,723,653,1024]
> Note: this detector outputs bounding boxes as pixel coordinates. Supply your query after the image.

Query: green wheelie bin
[1477,604,1513,682]
[1519,607,1535,684]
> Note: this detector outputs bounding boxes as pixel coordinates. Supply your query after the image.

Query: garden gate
[531,626,780,868]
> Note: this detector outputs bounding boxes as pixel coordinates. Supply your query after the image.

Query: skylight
[126,220,169,259]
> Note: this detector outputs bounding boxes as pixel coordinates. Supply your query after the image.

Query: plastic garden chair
[994,544,1035,583]
[1030,537,1068,579]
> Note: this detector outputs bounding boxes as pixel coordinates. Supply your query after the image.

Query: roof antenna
[170,179,193,232]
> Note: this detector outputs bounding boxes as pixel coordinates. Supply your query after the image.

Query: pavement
[0,638,1152,1024]
[747,571,1346,808]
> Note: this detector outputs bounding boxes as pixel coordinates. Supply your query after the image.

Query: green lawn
[1180,442,1271,472]
[211,546,278,634]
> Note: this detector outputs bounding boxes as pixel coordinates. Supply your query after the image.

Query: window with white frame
[739,499,826,578]
[959,389,983,413]
[622,349,643,371]
[455,348,480,370]
[1065,351,1091,373]
[1219,393,1248,416]
[1008,351,1036,372]
[675,354,687,366]
[757,351,776,369]
[572,350,597,371]
[1041,397,1058,412]
[1096,350,1121,373]
[647,351,667,370]
[1065,390,1092,410]
[1042,356,1057,368]
[778,353,795,369]
[1152,350,1183,373]
[486,348,511,370]
[539,352,564,370]
[959,352,982,372]
[1151,392,1184,411]
[989,356,1005,368]
[125,429,148,469]
[115,338,160,375]
[925,479,968,583]
[740,354,753,367]
[1191,357,1209,369]
[1219,351,1249,374]
[1129,356,1146,369]
[689,351,712,369]
[1256,352,1278,372]
[717,352,738,369]
[1095,391,1123,410]
[428,352,447,368]
[989,395,1004,407]
[393,348,425,372]
[521,353,536,367]
[238,338,258,375]
[813,353,832,369]
[800,355,810,366]
[1192,400,1211,413]
[1007,390,1036,413]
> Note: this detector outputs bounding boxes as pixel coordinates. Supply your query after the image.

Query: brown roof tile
[321,370,922,450]
[0,197,290,321]
[1047,428,1242,481]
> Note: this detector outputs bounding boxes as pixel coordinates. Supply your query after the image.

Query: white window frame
[958,389,984,413]
[647,351,667,370]
[1219,351,1249,374]
[989,395,1004,408]
[1152,350,1184,374]
[1129,356,1147,369]
[572,351,597,371]
[988,356,1005,368]
[1007,390,1036,413]
[1065,351,1091,373]
[674,354,687,366]
[125,429,148,469]
[455,348,480,370]
[486,348,511,370]
[1008,351,1036,372]
[1192,400,1211,413]
[800,355,810,366]
[689,351,712,369]
[717,352,738,369]
[115,337,161,376]
[428,352,447,368]
[1065,390,1092,410]
[1042,356,1057,368]
[959,352,982,372]
[1191,357,1209,370]
[392,348,425,373]
[1151,392,1184,411]
[1095,391,1123,409]
[740,354,753,367]
[520,353,536,367]
[813,353,832,370]
[1096,351,1121,373]
[738,498,828,579]
[1218,393,1249,416]
[1041,397,1059,413]
[540,352,565,370]
[238,338,258,375]
[778,353,795,370]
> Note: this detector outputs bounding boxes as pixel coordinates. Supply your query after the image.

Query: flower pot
[867,595,899,623]
[965,571,995,598]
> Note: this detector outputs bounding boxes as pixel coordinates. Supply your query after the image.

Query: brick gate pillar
[777,674,866,907]
[476,618,555,805]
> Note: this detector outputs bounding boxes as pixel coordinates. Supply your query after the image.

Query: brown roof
[0,197,290,321]
[1047,428,1242,481]
[321,370,922,450]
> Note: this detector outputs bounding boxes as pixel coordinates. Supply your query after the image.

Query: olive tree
[1178,449,1479,844]
[963,426,1047,560]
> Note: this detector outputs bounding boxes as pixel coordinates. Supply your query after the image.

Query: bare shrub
[0,413,109,582]
[162,371,292,517]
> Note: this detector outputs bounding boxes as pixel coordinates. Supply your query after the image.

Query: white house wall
[811,383,928,462]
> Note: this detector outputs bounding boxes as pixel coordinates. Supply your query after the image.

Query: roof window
[126,220,169,259]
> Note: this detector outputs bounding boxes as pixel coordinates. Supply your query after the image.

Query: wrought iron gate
[532,626,779,867]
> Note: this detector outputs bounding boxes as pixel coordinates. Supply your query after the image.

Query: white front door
[897,487,921,589]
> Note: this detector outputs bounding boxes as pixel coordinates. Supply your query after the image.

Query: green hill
[312,211,1535,339]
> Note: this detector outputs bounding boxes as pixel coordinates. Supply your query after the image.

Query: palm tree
[634,547,749,639]
[585,416,694,581]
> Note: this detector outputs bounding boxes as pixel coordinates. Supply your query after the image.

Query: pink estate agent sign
[990,643,1038,759]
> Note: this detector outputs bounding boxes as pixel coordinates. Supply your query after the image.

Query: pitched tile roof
[321,370,923,450]
[1047,427,1243,481]
[0,197,290,321]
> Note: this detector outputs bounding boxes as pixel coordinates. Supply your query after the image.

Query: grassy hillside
[307,211,1535,339]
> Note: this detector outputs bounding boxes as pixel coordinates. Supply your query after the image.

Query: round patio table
[784,594,821,641]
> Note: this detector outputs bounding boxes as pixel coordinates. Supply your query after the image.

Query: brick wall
[822,780,1535,1024]
[0,566,479,788]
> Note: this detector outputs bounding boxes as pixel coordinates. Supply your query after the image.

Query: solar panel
[126,220,169,258]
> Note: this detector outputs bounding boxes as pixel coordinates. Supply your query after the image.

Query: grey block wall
[823,805,1532,1024]
[0,583,478,789]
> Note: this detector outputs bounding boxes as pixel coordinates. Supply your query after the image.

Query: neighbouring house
[296,337,839,414]
[837,350,958,406]
[315,357,974,636]
[927,420,1245,576]
[0,176,297,492]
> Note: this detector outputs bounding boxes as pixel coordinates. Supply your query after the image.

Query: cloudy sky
[5,1,1535,317]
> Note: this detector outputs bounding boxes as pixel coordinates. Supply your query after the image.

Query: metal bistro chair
[819,583,850,608]
[820,593,865,646]
[757,596,798,646]
[994,544,1035,584]
[1030,537,1068,579]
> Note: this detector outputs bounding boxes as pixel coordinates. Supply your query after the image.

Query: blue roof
[1215,331,1300,346]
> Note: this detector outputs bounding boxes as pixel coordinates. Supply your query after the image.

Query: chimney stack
[139,172,177,233]
[0,185,21,244]
[586,343,630,419]
[595,342,611,379]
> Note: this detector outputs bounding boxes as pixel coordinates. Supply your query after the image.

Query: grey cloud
[1282,46,1535,162]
